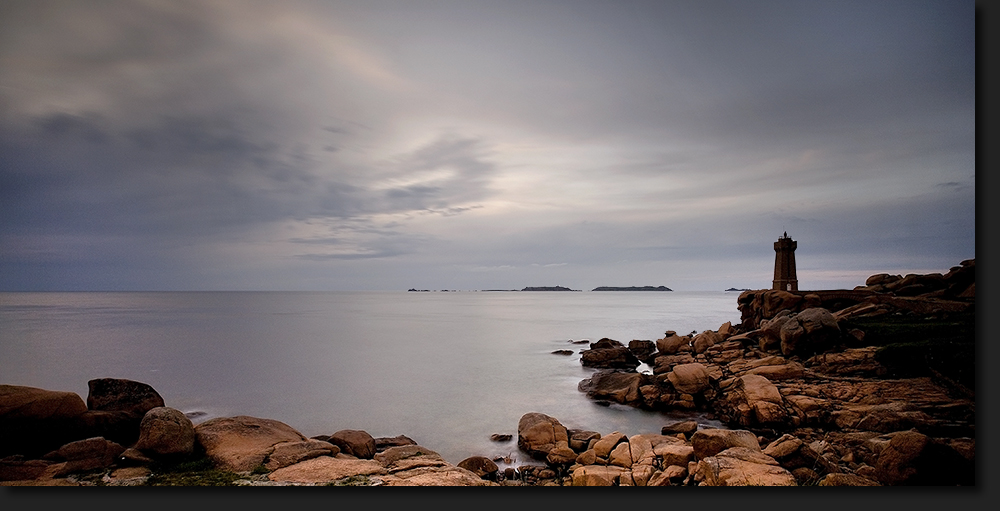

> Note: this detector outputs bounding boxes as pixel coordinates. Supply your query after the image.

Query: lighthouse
[773,232,798,291]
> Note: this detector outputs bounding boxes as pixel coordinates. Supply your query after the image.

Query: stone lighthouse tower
[773,232,798,291]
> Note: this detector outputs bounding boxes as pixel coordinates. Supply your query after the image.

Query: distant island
[591,286,672,292]
[725,288,750,292]
[521,286,580,291]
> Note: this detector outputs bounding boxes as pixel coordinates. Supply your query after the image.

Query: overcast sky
[0,0,976,291]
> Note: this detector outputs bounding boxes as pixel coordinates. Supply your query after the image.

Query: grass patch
[144,456,243,487]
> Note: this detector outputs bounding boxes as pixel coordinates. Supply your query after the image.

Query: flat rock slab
[267,456,387,483]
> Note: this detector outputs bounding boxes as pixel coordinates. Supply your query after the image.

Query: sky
[0,0,977,292]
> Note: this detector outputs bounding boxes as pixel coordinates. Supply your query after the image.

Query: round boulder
[135,407,196,459]
[458,455,499,480]
[328,429,377,459]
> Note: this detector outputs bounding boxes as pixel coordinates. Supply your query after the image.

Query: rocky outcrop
[568,259,975,487]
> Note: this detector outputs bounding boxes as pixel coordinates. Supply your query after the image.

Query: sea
[0,290,743,466]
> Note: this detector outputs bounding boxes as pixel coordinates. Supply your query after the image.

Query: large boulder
[581,346,641,370]
[873,430,974,486]
[577,370,649,406]
[264,439,340,471]
[83,379,166,448]
[691,331,722,354]
[457,456,499,480]
[267,455,386,484]
[666,363,711,394]
[690,428,761,460]
[194,415,307,472]
[781,308,841,356]
[517,412,568,461]
[86,378,165,418]
[0,385,89,458]
[134,407,196,459]
[571,465,627,486]
[694,447,797,486]
[655,333,690,355]
[627,340,657,363]
[722,374,788,428]
[39,436,125,479]
[328,429,377,459]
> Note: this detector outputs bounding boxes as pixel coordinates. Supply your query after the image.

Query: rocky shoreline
[0,259,975,486]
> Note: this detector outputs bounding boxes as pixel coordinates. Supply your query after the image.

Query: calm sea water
[0,291,742,465]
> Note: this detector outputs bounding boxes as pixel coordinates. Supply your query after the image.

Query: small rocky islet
[0,259,974,486]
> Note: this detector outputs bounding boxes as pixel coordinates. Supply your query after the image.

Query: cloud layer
[0,0,976,291]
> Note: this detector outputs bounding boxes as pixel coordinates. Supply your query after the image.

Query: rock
[457,456,499,480]
[577,370,648,406]
[723,374,787,427]
[575,448,598,466]
[372,445,496,486]
[806,347,887,377]
[194,415,307,473]
[631,464,657,486]
[661,420,698,438]
[0,385,89,458]
[374,444,448,472]
[516,412,568,461]
[40,436,125,479]
[380,466,497,486]
[264,439,340,471]
[568,430,601,452]
[666,363,711,394]
[267,456,386,483]
[695,447,797,486]
[374,435,417,451]
[654,442,695,468]
[656,334,690,355]
[545,441,578,466]
[134,407,196,459]
[580,346,641,370]
[648,464,686,486]
[608,441,633,468]
[628,340,657,363]
[571,465,626,486]
[86,378,165,418]
[691,428,761,460]
[0,458,55,482]
[692,331,722,354]
[75,409,142,448]
[591,431,627,459]
[781,308,841,356]
[489,433,513,442]
[873,430,973,486]
[763,434,839,475]
[328,429,377,459]
[590,338,624,350]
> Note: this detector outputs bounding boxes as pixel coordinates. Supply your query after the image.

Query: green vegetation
[144,456,243,487]
[841,310,975,393]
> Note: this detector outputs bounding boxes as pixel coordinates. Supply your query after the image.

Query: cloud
[0,0,975,291]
